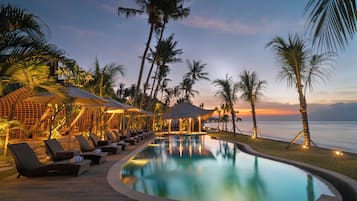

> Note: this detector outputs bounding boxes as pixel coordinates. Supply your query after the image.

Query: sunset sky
[7,0,357,120]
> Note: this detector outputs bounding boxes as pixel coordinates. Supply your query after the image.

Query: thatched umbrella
[104,98,138,131]
[25,86,107,147]
[162,103,215,134]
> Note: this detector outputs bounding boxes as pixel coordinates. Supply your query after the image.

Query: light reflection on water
[120,135,336,201]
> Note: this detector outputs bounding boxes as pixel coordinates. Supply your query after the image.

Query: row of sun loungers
[7,129,154,178]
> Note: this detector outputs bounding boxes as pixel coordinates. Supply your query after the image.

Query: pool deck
[0,140,152,201]
[1,135,356,201]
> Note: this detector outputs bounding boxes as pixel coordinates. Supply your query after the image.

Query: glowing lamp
[302,145,308,149]
[334,150,343,157]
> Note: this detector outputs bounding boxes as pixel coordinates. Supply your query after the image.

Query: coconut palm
[87,57,124,98]
[0,4,66,98]
[267,34,332,148]
[148,34,182,99]
[238,70,267,139]
[58,61,93,88]
[153,65,170,100]
[179,77,198,102]
[305,0,357,52]
[141,0,189,104]
[184,60,210,84]
[213,75,239,133]
[118,0,162,106]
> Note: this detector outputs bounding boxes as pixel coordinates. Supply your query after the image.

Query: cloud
[180,15,305,35]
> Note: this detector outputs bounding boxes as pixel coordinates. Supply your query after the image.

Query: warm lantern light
[302,145,308,149]
[334,150,343,157]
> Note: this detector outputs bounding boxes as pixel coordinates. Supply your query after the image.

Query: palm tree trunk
[251,100,258,138]
[299,91,311,148]
[140,22,166,108]
[150,64,159,98]
[153,76,162,100]
[230,104,236,133]
[134,23,155,107]
[217,111,221,131]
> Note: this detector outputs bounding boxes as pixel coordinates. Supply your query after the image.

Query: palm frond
[305,0,357,51]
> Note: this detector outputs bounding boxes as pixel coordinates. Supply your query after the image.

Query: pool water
[120,135,337,201]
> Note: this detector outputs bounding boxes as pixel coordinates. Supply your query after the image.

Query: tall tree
[118,0,162,106]
[0,4,66,98]
[87,57,124,98]
[238,70,267,139]
[141,0,190,106]
[179,77,198,102]
[213,75,239,134]
[146,34,182,107]
[305,0,357,52]
[184,59,210,84]
[267,34,332,148]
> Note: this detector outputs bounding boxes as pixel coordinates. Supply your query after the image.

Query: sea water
[205,121,357,153]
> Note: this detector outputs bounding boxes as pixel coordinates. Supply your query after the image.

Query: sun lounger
[8,142,90,178]
[105,131,129,150]
[44,139,107,164]
[88,133,122,155]
[112,130,137,145]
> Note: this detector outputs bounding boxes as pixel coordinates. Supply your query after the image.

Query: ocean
[204,121,357,154]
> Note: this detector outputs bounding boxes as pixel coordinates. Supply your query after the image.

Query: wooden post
[188,118,192,133]
[179,118,182,134]
[168,119,172,134]
[198,116,202,133]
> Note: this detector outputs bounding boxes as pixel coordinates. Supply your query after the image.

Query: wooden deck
[0,141,153,201]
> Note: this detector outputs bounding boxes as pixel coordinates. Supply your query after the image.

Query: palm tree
[87,57,124,98]
[118,0,162,106]
[213,75,239,134]
[141,0,189,105]
[267,34,332,148]
[58,61,93,88]
[0,4,66,98]
[238,70,267,139]
[305,0,357,52]
[116,82,126,99]
[179,77,198,102]
[184,60,210,84]
[148,34,182,99]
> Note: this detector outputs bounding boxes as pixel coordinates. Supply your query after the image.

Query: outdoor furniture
[112,130,137,145]
[44,139,107,164]
[88,133,122,155]
[7,143,90,178]
[105,131,129,150]
[76,135,119,155]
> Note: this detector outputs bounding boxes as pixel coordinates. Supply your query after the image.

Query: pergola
[162,103,214,134]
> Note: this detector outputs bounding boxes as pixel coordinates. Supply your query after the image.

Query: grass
[210,131,357,181]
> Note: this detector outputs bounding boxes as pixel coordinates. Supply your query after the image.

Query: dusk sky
[7,0,357,120]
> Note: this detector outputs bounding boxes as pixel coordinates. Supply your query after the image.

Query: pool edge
[219,137,356,201]
[106,137,177,201]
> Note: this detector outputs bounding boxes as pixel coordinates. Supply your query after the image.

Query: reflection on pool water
[120,135,337,201]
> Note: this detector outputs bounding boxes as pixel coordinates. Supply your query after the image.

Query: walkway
[0,140,153,201]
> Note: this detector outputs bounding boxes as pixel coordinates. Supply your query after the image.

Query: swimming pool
[120,135,339,201]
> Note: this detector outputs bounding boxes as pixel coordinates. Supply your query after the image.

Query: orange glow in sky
[237,108,298,117]
[214,108,298,117]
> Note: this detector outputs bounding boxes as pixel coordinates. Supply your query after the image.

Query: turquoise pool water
[120,135,337,201]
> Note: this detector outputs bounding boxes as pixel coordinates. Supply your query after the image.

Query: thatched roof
[162,102,214,120]
[25,86,107,106]
[104,98,138,112]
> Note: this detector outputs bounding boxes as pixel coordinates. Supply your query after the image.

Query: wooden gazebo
[162,102,214,134]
